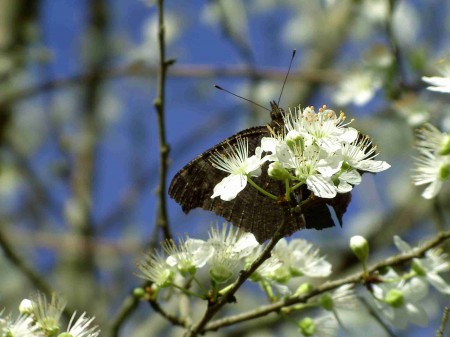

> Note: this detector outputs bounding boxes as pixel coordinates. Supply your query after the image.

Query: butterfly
[168,101,352,243]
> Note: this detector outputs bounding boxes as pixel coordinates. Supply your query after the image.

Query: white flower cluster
[0,294,100,337]
[138,223,361,336]
[370,236,450,329]
[210,105,390,203]
[138,223,333,293]
[412,123,450,199]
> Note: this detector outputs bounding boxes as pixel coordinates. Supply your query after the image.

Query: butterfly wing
[168,126,306,243]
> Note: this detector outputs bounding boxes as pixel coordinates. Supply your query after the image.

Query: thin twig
[149,299,188,328]
[153,0,173,242]
[437,306,449,337]
[110,293,140,337]
[203,229,450,332]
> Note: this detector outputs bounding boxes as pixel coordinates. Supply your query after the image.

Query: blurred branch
[153,0,173,242]
[210,0,255,64]
[294,1,355,105]
[110,293,141,337]
[0,223,72,320]
[437,307,449,337]
[4,138,62,225]
[203,229,450,332]
[0,65,338,109]
[65,0,108,311]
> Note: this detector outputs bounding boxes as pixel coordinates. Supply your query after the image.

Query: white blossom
[372,270,429,329]
[59,312,100,337]
[333,70,382,106]
[412,124,450,199]
[394,236,450,294]
[210,138,266,201]
[4,314,39,337]
[298,314,338,337]
[206,224,259,283]
[138,250,174,288]
[163,238,213,276]
[270,239,332,282]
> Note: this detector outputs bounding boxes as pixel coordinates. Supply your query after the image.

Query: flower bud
[294,283,313,297]
[438,162,450,181]
[133,287,146,299]
[411,259,426,276]
[319,293,333,311]
[18,299,34,315]
[438,134,450,156]
[350,235,369,262]
[298,317,315,336]
[285,130,304,150]
[385,289,404,308]
[268,162,290,180]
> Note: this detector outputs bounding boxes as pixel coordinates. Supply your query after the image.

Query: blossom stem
[247,176,278,200]
[193,275,209,294]
[285,179,291,202]
[172,283,204,299]
[290,181,305,192]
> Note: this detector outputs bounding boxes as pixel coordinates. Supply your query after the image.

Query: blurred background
[0,0,449,336]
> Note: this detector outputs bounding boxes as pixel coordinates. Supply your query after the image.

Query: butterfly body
[168,102,350,243]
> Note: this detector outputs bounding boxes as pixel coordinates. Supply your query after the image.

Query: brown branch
[203,229,450,332]
[149,299,188,328]
[153,0,173,242]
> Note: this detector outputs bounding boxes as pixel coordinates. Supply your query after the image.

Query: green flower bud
[385,289,404,308]
[210,266,233,284]
[319,293,333,311]
[268,162,291,180]
[412,259,426,276]
[438,134,450,156]
[438,162,450,181]
[58,333,73,337]
[298,317,315,336]
[133,287,146,299]
[294,283,314,297]
[350,235,369,262]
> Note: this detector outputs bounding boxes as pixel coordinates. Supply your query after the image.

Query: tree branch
[203,229,450,332]
[153,0,173,242]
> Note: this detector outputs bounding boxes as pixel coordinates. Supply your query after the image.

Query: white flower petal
[405,303,429,326]
[356,159,391,172]
[422,180,443,199]
[426,273,450,294]
[340,127,358,143]
[306,175,337,198]
[393,235,412,253]
[211,174,247,201]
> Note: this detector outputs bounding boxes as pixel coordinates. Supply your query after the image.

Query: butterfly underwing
[168,101,351,243]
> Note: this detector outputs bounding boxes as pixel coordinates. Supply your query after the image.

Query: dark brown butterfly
[168,101,351,243]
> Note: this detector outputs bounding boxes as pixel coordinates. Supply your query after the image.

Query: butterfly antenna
[277,49,297,106]
[214,85,271,112]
